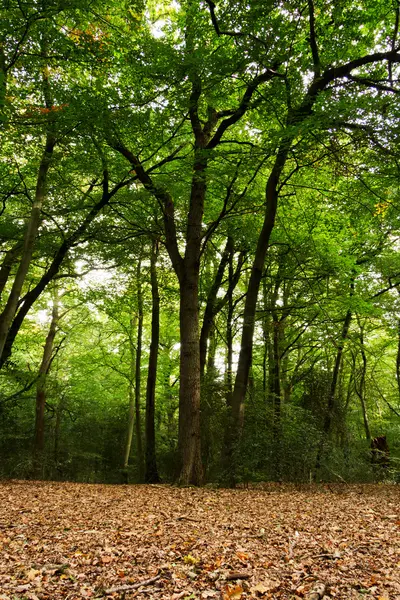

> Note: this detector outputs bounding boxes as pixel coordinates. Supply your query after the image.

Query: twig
[100,574,161,595]
[226,571,251,580]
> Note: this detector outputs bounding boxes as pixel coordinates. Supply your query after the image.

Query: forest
[1,0,400,488]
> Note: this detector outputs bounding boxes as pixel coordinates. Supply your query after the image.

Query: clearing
[0,481,399,599]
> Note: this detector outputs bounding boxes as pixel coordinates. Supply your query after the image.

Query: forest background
[1,0,400,487]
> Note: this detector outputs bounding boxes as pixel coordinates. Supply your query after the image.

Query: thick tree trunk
[177,269,203,485]
[0,132,55,362]
[135,259,144,480]
[145,239,161,483]
[33,287,59,478]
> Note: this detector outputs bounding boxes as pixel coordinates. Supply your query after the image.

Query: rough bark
[145,239,161,484]
[33,287,59,478]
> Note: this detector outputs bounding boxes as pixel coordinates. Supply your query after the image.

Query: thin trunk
[270,275,282,433]
[123,315,137,475]
[0,47,7,111]
[206,321,217,374]
[315,295,353,473]
[135,259,144,480]
[54,393,65,469]
[397,318,400,398]
[0,130,55,362]
[33,286,59,478]
[226,248,234,407]
[145,239,161,483]
[261,276,271,399]
[200,237,232,377]
[0,177,111,369]
[0,243,22,301]
[356,318,371,441]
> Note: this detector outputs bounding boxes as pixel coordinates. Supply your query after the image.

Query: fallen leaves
[0,482,399,599]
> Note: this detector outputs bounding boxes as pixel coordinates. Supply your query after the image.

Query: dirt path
[0,482,399,599]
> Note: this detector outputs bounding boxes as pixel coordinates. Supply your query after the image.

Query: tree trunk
[396,318,400,399]
[315,293,353,474]
[0,243,22,301]
[135,259,144,480]
[122,314,137,479]
[54,393,65,472]
[0,131,56,362]
[0,177,112,369]
[355,318,371,441]
[226,248,234,407]
[145,239,161,483]
[200,238,232,377]
[33,286,59,478]
[177,267,203,485]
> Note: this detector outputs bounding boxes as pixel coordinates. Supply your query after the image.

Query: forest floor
[0,482,399,600]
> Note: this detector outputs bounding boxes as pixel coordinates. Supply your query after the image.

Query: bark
[54,393,66,469]
[0,243,22,301]
[0,130,56,362]
[270,276,282,432]
[355,319,371,441]
[135,259,144,480]
[122,314,137,477]
[226,248,234,407]
[178,268,203,485]
[33,287,59,478]
[145,239,161,483]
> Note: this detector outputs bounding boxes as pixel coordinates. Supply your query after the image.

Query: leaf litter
[0,481,399,599]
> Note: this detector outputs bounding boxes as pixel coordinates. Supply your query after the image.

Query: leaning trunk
[0,131,55,362]
[0,243,22,301]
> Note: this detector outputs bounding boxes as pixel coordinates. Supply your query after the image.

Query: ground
[0,482,399,599]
